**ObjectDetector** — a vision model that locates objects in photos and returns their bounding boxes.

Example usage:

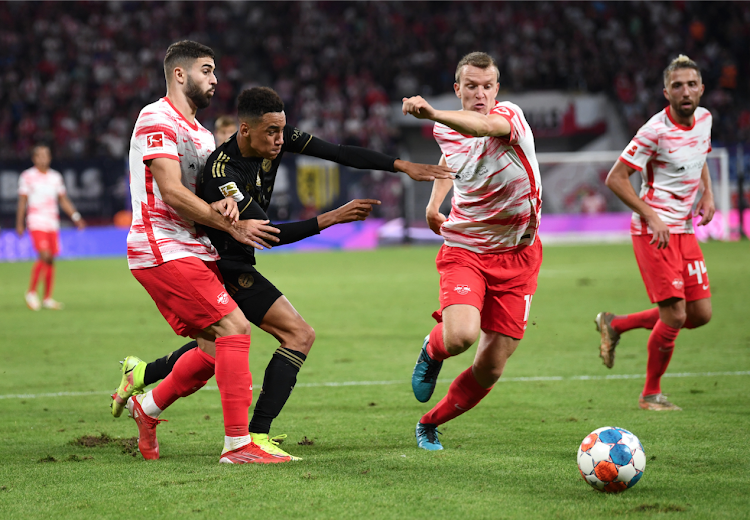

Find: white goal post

[536,148,731,241]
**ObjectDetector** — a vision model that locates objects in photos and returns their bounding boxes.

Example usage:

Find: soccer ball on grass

[577,426,646,493]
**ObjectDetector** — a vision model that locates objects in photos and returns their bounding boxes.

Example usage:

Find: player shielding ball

[16,145,85,311]
[402,52,543,451]
[596,55,715,411]
[111,86,453,461]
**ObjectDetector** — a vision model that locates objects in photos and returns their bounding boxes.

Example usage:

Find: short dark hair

[163,40,215,82]
[663,54,702,87]
[237,87,284,123]
[455,52,499,84]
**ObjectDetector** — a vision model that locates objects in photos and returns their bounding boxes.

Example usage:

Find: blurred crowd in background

[0,1,747,161]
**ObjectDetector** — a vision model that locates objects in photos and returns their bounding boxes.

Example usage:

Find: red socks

[214,334,253,437]
[643,320,680,396]
[43,264,55,299]
[421,367,492,426]
[611,308,698,332]
[426,322,451,362]
[152,347,216,410]
[29,260,46,293]
[611,308,659,333]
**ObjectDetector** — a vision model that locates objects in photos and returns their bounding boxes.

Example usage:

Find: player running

[111,86,454,461]
[125,41,286,464]
[16,144,85,311]
[595,55,714,411]
[402,52,543,451]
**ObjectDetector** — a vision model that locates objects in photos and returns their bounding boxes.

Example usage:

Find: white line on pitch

[0,371,747,401]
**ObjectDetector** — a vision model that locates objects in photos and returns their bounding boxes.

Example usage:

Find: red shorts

[131,256,238,338]
[30,230,59,256]
[434,240,543,339]
[632,234,711,303]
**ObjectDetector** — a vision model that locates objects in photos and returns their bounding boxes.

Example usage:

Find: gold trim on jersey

[239,197,254,215]
[212,152,231,178]
[298,135,313,153]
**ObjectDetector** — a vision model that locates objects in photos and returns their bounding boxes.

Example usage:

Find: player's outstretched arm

[300,135,452,181]
[425,156,453,235]
[15,194,27,236]
[694,163,715,226]
[605,160,669,249]
[59,193,86,230]
[401,96,511,138]
[394,159,454,182]
[316,199,381,230]
[149,157,279,249]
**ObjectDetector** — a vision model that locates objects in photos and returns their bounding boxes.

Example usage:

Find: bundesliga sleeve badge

[146,133,164,149]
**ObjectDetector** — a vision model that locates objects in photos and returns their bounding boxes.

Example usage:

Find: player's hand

[646,215,670,249]
[402,96,437,120]
[395,159,454,182]
[75,218,86,230]
[694,192,715,226]
[16,223,24,237]
[334,199,381,224]
[211,197,239,224]
[426,208,446,235]
[232,219,280,250]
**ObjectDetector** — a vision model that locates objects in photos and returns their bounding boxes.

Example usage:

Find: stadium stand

[0,1,747,161]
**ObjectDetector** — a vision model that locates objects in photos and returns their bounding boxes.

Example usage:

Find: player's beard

[185,75,213,110]
[672,99,697,119]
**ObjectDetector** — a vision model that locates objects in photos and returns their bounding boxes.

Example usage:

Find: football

[577,426,646,493]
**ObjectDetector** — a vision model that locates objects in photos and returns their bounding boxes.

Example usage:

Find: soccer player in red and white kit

[402,52,543,450]
[595,55,715,411]
[16,145,85,311]
[126,40,286,463]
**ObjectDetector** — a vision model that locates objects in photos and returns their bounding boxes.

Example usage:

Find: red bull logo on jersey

[146,133,163,149]
[454,284,471,295]
[217,291,229,305]
[672,278,684,290]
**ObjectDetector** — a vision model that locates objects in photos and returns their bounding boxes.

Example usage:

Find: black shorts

[218,260,283,327]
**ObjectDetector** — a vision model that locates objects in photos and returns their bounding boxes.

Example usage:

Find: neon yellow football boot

[250,433,302,461]
[111,356,146,417]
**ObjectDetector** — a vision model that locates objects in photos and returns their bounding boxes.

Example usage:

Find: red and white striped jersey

[18,167,66,232]
[619,106,712,235]
[434,101,542,253]
[127,97,218,269]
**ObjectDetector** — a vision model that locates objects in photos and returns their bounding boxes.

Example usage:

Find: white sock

[224,434,251,452]
[138,391,163,418]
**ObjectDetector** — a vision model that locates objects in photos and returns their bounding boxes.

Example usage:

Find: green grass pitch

[0,241,748,519]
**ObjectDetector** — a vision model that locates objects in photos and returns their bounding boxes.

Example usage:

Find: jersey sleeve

[283,126,314,154]
[200,161,257,216]
[54,171,67,196]
[491,103,524,145]
[136,111,179,163]
[301,136,397,172]
[619,124,658,172]
[17,172,29,196]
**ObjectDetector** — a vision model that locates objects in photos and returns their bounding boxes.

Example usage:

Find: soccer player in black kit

[110,87,454,461]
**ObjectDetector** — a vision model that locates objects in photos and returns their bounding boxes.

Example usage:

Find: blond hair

[663,54,701,87]
[455,52,499,84]
[214,115,237,131]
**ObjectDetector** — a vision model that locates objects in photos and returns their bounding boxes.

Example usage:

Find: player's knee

[689,310,711,328]
[296,323,315,351]
[444,331,477,355]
